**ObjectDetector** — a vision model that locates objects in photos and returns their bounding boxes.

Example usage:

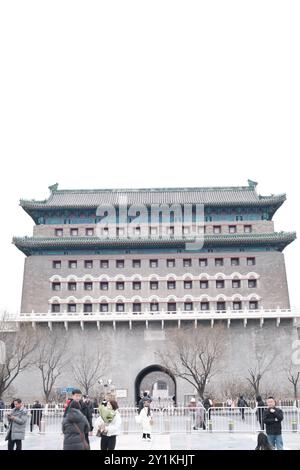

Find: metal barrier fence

[1,406,299,435]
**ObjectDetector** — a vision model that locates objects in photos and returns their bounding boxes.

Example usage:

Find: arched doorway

[134,364,177,405]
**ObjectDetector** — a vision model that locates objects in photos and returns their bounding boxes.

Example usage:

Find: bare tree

[284,363,300,400]
[157,326,225,399]
[72,339,109,395]
[0,315,39,397]
[245,345,278,397]
[220,375,254,401]
[36,328,70,402]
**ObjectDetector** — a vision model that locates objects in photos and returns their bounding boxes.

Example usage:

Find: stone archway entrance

[134,364,177,406]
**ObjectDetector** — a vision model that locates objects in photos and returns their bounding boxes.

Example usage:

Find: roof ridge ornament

[247,179,258,189]
[48,183,59,193]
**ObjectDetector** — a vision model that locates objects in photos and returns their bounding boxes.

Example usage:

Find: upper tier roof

[19,181,286,211]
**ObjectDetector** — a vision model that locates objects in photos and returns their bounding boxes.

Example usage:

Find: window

[232,280,241,288]
[68,303,76,313]
[229,225,237,233]
[199,258,208,267]
[116,260,124,268]
[84,303,93,313]
[216,280,225,289]
[231,258,240,266]
[100,260,109,268]
[68,282,77,291]
[102,227,109,236]
[116,282,124,290]
[133,303,141,313]
[167,302,176,312]
[150,281,158,290]
[55,228,63,236]
[85,228,94,236]
[84,260,93,269]
[167,281,176,290]
[213,225,221,234]
[135,227,141,235]
[248,279,257,288]
[184,280,192,289]
[84,282,93,291]
[51,304,60,313]
[184,302,193,311]
[100,303,108,312]
[249,301,258,310]
[70,228,79,236]
[247,257,256,266]
[236,216,243,221]
[133,281,141,290]
[183,226,190,235]
[233,301,242,310]
[132,259,141,268]
[150,303,159,312]
[100,281,108,290]
[183,258,192,267]
[244,225,252,233]
[215,258,224,267]
[150,259,158,268]
[52,260,61,269]
[52,282,61,291]
[201,302,209,311]
[117,227,124,237]
[116,303,125,312]
[200,280,209,289]
[68,260,77,269]
[167,259,176,268]
[217,301,226,311]
[168,226,174,235]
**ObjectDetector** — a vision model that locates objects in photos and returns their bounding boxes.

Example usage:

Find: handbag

[73,423,90,450]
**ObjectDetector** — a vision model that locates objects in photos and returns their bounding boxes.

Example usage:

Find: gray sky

[0,1,299,312]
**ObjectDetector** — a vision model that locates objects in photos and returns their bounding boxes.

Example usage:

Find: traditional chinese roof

[13,232,296,256]
[19,181,286,216]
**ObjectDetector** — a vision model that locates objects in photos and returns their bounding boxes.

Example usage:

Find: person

[188,397,197,429]
[62,400,90,450]
[81,395,94,435]
[203,396,213,420]
[195,399,206,430]
[63,389,82,417]
[5,399,29,450]
[139,400,153,440]
[0,397,5,424]
[263,397,284,450]
[95,400,122,450]
[255,431,274,450]
[138,391,152,413]
[30,400,43,433]
[256,395,266,430]
[226,398,233,408]
[237,395,249,420]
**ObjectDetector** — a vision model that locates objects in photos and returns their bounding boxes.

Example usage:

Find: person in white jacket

[139,400,153,441]
[95,400,122,450]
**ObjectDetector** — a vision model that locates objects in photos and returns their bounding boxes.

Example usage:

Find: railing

[1,406,299,435]
[3,308,300,324]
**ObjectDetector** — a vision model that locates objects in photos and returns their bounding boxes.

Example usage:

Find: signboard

[115,389,127,398]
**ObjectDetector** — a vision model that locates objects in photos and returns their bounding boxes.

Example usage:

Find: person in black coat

[263,397,284,450]
[237,395,249,420]
[30,400,43,432]
[81,396,94,441]
[256,396,266,430]
[62,401,90,450]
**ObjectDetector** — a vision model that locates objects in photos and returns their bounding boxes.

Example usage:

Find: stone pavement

[0,432,300,450]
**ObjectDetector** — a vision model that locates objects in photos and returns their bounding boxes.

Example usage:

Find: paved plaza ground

[1,431,300,450]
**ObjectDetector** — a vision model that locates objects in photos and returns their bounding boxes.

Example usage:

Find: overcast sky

[0,1,299,313]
